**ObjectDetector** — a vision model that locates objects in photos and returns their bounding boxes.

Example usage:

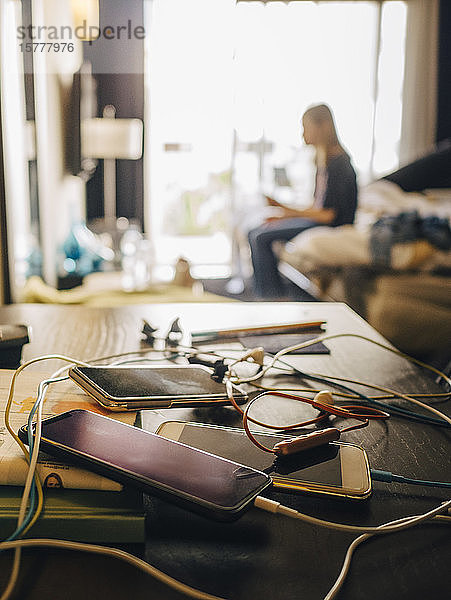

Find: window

[144,0,407,275]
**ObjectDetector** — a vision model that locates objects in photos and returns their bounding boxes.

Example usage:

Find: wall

[84,0,144,225]
[437,0,451,142]
[0,82,8,304]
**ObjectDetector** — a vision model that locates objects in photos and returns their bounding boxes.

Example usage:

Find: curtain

[399,0,439,164]
[0,91,6,304]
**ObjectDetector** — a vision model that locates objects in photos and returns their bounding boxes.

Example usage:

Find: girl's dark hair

[303,103,342,158]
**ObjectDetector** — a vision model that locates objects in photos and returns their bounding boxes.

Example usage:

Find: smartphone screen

[69,365,246,409]
[20,410,271,521]
[157,421,371,499]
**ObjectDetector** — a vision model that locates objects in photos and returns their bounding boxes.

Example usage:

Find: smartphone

[156,421,372,500]
[19,410,271,521]
[68,365,247,411]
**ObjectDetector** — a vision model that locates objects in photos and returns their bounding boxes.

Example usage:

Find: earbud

[166,317,183,347]
[239,347,265,366]
[141,320,158,347]
[313,390,334,406]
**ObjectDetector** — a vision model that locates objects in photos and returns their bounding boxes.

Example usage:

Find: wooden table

[0,302,449,600]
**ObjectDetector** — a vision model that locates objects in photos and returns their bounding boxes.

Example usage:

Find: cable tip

[254,496,280,513]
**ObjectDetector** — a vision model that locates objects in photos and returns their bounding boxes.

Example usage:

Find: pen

[191,321,326,342]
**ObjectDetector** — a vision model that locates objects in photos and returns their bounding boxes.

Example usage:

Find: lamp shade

[81,118,143,159]
[71,0,100,40]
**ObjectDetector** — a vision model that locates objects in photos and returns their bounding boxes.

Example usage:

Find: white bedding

[281,181,451,272]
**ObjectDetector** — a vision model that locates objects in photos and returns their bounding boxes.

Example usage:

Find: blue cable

[294,367,451,428]
[277,360,451,429]
[4,382,49,542]
[5,486,37,542]
[371,469,451,489]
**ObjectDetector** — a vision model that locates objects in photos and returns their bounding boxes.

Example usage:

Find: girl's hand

[264,195,284,208]
[264,215,284,223]
[264,207,300,223]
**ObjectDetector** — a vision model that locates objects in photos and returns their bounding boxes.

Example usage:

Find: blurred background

[0,0,449,303]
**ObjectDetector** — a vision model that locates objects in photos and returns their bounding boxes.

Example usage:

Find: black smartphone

[68,365,247,411]
[19,410,271,521]
[156,421,372,500]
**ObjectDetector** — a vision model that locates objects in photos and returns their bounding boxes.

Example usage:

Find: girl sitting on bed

[248,103,358,298]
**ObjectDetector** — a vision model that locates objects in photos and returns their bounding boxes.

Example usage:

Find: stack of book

[0,487,145,543]
[0,369,145,544]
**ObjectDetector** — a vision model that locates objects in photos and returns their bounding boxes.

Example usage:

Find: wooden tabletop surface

[0,302,449,600]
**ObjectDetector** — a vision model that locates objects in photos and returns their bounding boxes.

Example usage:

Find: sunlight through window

[145,0,407,273]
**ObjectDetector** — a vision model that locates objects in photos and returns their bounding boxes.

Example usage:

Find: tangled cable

[226,384,390,455]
